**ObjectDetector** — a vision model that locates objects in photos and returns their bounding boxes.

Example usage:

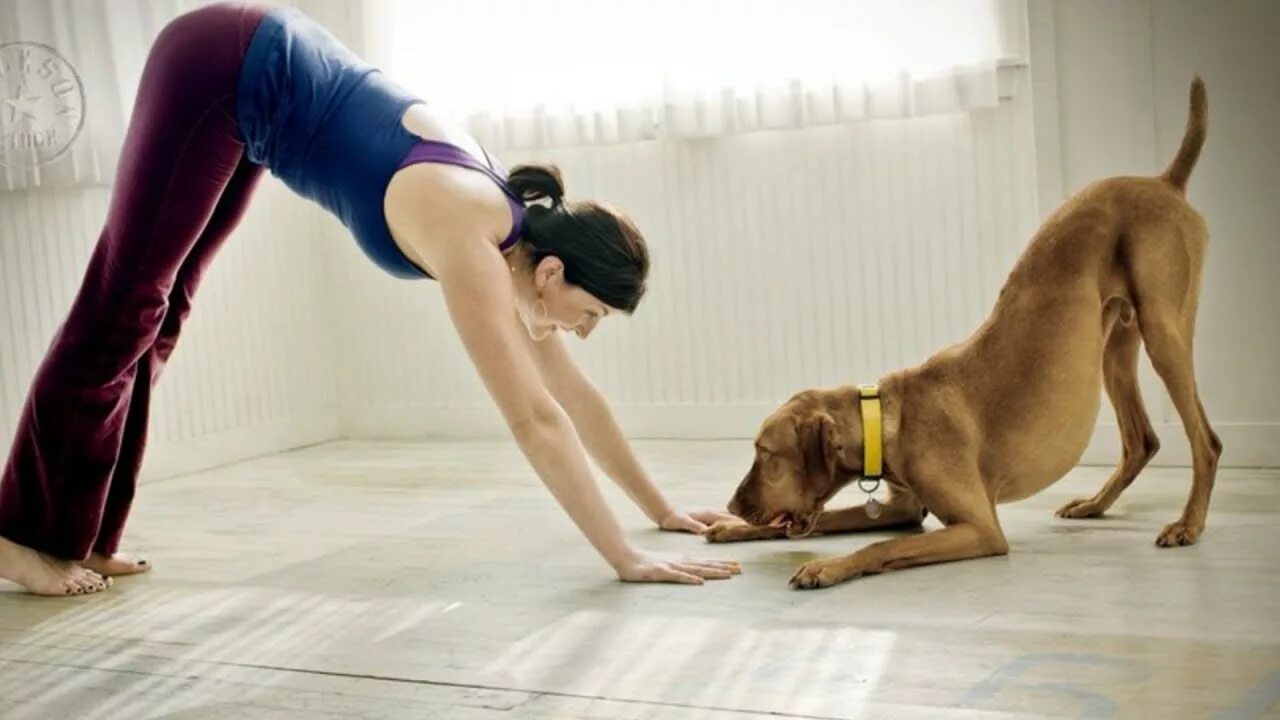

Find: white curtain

[0,0,1024,189]
[0,0,306,191]
[0,0,183,190]
[366,0,1026,150]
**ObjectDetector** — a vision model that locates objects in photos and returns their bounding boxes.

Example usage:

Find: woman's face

[516,256,614,341]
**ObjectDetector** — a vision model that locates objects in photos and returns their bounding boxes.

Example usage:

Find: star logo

[0,42,85,168]
[4,80,41,123]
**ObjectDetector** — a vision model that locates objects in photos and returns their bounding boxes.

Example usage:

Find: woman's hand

[658,508,743,534]
[612,549,742,585]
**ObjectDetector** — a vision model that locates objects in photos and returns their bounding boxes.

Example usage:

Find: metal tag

[865,496,882,519]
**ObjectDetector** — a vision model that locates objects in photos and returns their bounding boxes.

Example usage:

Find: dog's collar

[857,384,884,518]
[858,384,883,480]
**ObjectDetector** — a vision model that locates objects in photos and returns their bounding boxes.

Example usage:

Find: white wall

[305,1,1050,450]
[0,180,342,480]
[325,97,1044,442]
[327,0,1279,468]
[2,0,1276,479]
[1033,0,1280,466]
[0,0,348,480]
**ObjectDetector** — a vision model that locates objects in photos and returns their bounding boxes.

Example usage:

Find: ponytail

[507,164,565,208]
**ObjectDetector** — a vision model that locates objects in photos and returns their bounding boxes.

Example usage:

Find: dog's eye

[758,449,771,462]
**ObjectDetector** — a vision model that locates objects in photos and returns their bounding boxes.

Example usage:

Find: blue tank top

[234,8,524,279]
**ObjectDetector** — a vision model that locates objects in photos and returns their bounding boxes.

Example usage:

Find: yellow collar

[858,384,883,479]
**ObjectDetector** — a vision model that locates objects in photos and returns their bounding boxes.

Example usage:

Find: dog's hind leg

[1056,317,1161,519]
[1129,220,1223,547]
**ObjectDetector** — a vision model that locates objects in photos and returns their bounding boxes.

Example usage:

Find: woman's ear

[533,256,563,293]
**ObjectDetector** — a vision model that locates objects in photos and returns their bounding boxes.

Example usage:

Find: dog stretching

[709,78,1221,590]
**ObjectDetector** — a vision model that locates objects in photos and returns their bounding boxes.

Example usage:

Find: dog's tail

[1160,76,1207,192]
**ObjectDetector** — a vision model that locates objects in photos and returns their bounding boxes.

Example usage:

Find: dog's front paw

[705,521,779,543]
[789,557,858,590]
[1156,520,1203,547]
[1055,497,1106,519]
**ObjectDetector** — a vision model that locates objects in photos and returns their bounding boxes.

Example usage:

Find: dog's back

[998,77,1207,314]
[903,78,1212,503]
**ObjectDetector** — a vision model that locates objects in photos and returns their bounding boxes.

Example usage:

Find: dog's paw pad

[789,561,847,590]
[789,569,821,590]
[1156,521,1202,547]
[1055,498,1105,519]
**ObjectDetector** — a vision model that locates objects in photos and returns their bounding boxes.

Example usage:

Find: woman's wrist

[605,543,641,571]
[647,500,676,527]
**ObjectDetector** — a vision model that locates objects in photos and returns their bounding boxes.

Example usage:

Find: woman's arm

[526,331,670,523]
[437,232,635,568]
[406,172,738,582]
[526,331,741,533]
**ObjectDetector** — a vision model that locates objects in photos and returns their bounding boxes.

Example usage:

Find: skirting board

[344,403,1280,469]
[141,412,341,482]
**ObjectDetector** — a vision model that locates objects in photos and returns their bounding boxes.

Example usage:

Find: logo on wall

[0,42,85,169]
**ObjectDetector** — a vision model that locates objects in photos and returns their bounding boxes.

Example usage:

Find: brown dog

[709,78,1221,590]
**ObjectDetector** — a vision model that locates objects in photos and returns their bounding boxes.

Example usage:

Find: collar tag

[858,384,884,518]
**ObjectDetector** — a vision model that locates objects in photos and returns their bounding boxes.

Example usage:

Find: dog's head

[727,391,861,538]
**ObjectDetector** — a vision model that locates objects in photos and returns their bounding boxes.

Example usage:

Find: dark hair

[507,164,650,314]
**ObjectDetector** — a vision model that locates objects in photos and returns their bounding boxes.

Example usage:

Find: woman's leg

[0,3,267,594]
[85,154,264,577]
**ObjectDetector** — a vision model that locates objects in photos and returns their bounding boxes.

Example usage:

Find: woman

[0,3,740,596]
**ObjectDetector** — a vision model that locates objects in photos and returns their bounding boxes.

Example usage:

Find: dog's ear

[803,412,849,482]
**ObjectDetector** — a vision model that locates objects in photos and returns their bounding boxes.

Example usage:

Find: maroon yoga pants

[0,3,268,560]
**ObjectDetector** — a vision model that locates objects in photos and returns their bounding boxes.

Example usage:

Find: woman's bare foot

[0,535,111,596]
[81,552,150,577]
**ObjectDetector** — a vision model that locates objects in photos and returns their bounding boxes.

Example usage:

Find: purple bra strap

[399,140,525,251]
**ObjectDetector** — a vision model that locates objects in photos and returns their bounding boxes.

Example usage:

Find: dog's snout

[728,483,753,518]
[727,496,744,517]
[728,466,759,520]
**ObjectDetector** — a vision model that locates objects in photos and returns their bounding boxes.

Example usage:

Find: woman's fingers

[662,566,706,585]
[616,551,742,585]
[676,516,708,534]
[660,512,709,534]
[678,560,739,579]
[692,510,742,525]
[685,565,732,579]
[694,559,742,574]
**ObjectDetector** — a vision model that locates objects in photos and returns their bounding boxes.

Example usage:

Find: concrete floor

[1,440,1278,719]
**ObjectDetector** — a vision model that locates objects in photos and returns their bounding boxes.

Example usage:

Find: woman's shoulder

[388,160,509,226]
[391,106,509,217]
[384,160,513,276]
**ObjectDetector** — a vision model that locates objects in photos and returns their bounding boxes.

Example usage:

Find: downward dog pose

[0,3,739,595]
